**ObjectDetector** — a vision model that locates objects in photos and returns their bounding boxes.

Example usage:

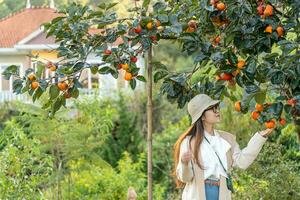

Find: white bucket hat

[187,94,220,125]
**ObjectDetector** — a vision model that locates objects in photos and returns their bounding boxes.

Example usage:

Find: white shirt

[200,129,231,180]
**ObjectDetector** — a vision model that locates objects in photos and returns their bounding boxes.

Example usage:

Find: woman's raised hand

[181,151,193,165]
[259,128,274,138]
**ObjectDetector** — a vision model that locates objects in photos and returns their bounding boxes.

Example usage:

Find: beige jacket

[176,129,268,200]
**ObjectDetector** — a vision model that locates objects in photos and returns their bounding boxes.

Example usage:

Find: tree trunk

[57,160,62,200]
[295,124,300,151]
[147,46,153,200]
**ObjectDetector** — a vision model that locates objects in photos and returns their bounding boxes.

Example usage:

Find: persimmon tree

[2,0,300,198]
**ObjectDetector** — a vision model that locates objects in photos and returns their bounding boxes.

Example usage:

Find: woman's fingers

[265,128,274,135]
[181,151,193,164]
[260,128,274,137]
[267,128,274,133]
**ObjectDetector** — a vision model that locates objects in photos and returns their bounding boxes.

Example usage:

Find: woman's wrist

[259,131,268,138]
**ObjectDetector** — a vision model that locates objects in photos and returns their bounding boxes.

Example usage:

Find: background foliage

[0,91,299,199]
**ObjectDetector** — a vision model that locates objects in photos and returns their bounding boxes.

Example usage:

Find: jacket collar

[204,129,232,153]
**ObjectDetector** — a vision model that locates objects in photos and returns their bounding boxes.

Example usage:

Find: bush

[0,119,53,199]
[99,92,144,167]
[56,152,165,200]
[233,142,300,200]
[152,116,190,200]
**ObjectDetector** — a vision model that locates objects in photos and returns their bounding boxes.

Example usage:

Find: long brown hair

[172,117,205,188]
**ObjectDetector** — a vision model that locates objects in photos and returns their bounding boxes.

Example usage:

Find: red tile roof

[0,7,125,49]
[0,7,60,48]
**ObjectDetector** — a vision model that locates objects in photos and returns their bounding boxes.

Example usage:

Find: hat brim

[191,100,220,125]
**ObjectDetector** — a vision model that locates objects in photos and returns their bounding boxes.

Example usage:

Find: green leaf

[270,71,285,85]
[291,79,299,90]
[225,49,237,65]
[154,71,168,83]
[98,3,106,9]
[51,16,65,24]
[177,93,187,108]
[89,10,104,18]
[25,68,34,76]
[2,65,19,80]
[254,90,266,104]
[36,63,45,78]
[32,87,44,103]
[211,52,224,63]
[131,67,140,75]
[21,82,30,94]
[236,75,243,87]
[245,59,256,75]
[157,14,168,23]
[268,102,283,118]
[194,52,207,64]
[170,24,182,34]
[61,96,66,107]
[42,100,52,109]
[140,37,152,50]
[245,84,260,94]
[39,80,48,91]
[129,79,136,90]
[106,3,118,10]
[161,81,175,96]
[73,78,83,89]
[169,14,178,25]
[275,96,287,101]
[277,40,298,54]
[243,1,252,13]
[111,70,119,79]
[284,104,292,114]
[142,0,151,9]
[212,85,225,100]
[152,61,168,71]
[49,84,60,100]
[51,97,63,115]
[241,92,256,113]
[70,87,79,98]
[13,79,23,94]
[170,74,187,86]
[153,2,167,13]
[131,38,140,48]
[136,75,146,82]
[118,24,128,32]
[91,65,98,74]
[296,65,300,76]
[98,66,112,74]
[264,53,279,63]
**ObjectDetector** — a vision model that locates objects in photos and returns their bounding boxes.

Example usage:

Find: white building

[0,1,145,103]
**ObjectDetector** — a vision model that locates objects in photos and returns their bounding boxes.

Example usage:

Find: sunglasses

[205,104,220,113]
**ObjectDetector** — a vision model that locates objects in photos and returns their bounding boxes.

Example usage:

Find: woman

[173,94,273,200]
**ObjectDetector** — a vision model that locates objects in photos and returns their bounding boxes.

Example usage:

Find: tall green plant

[0,119,53,199]
[100,92,144,167]
[12,99,116,199]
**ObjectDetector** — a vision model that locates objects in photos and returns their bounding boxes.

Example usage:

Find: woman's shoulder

[179,135,192,151]
[182,135,196,147]
[182,135,192,144]
[215,129,237,141]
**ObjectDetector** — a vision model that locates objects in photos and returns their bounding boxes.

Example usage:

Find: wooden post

[147,46,153,200]
[0,65,2,92]
[88,69,92,90]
